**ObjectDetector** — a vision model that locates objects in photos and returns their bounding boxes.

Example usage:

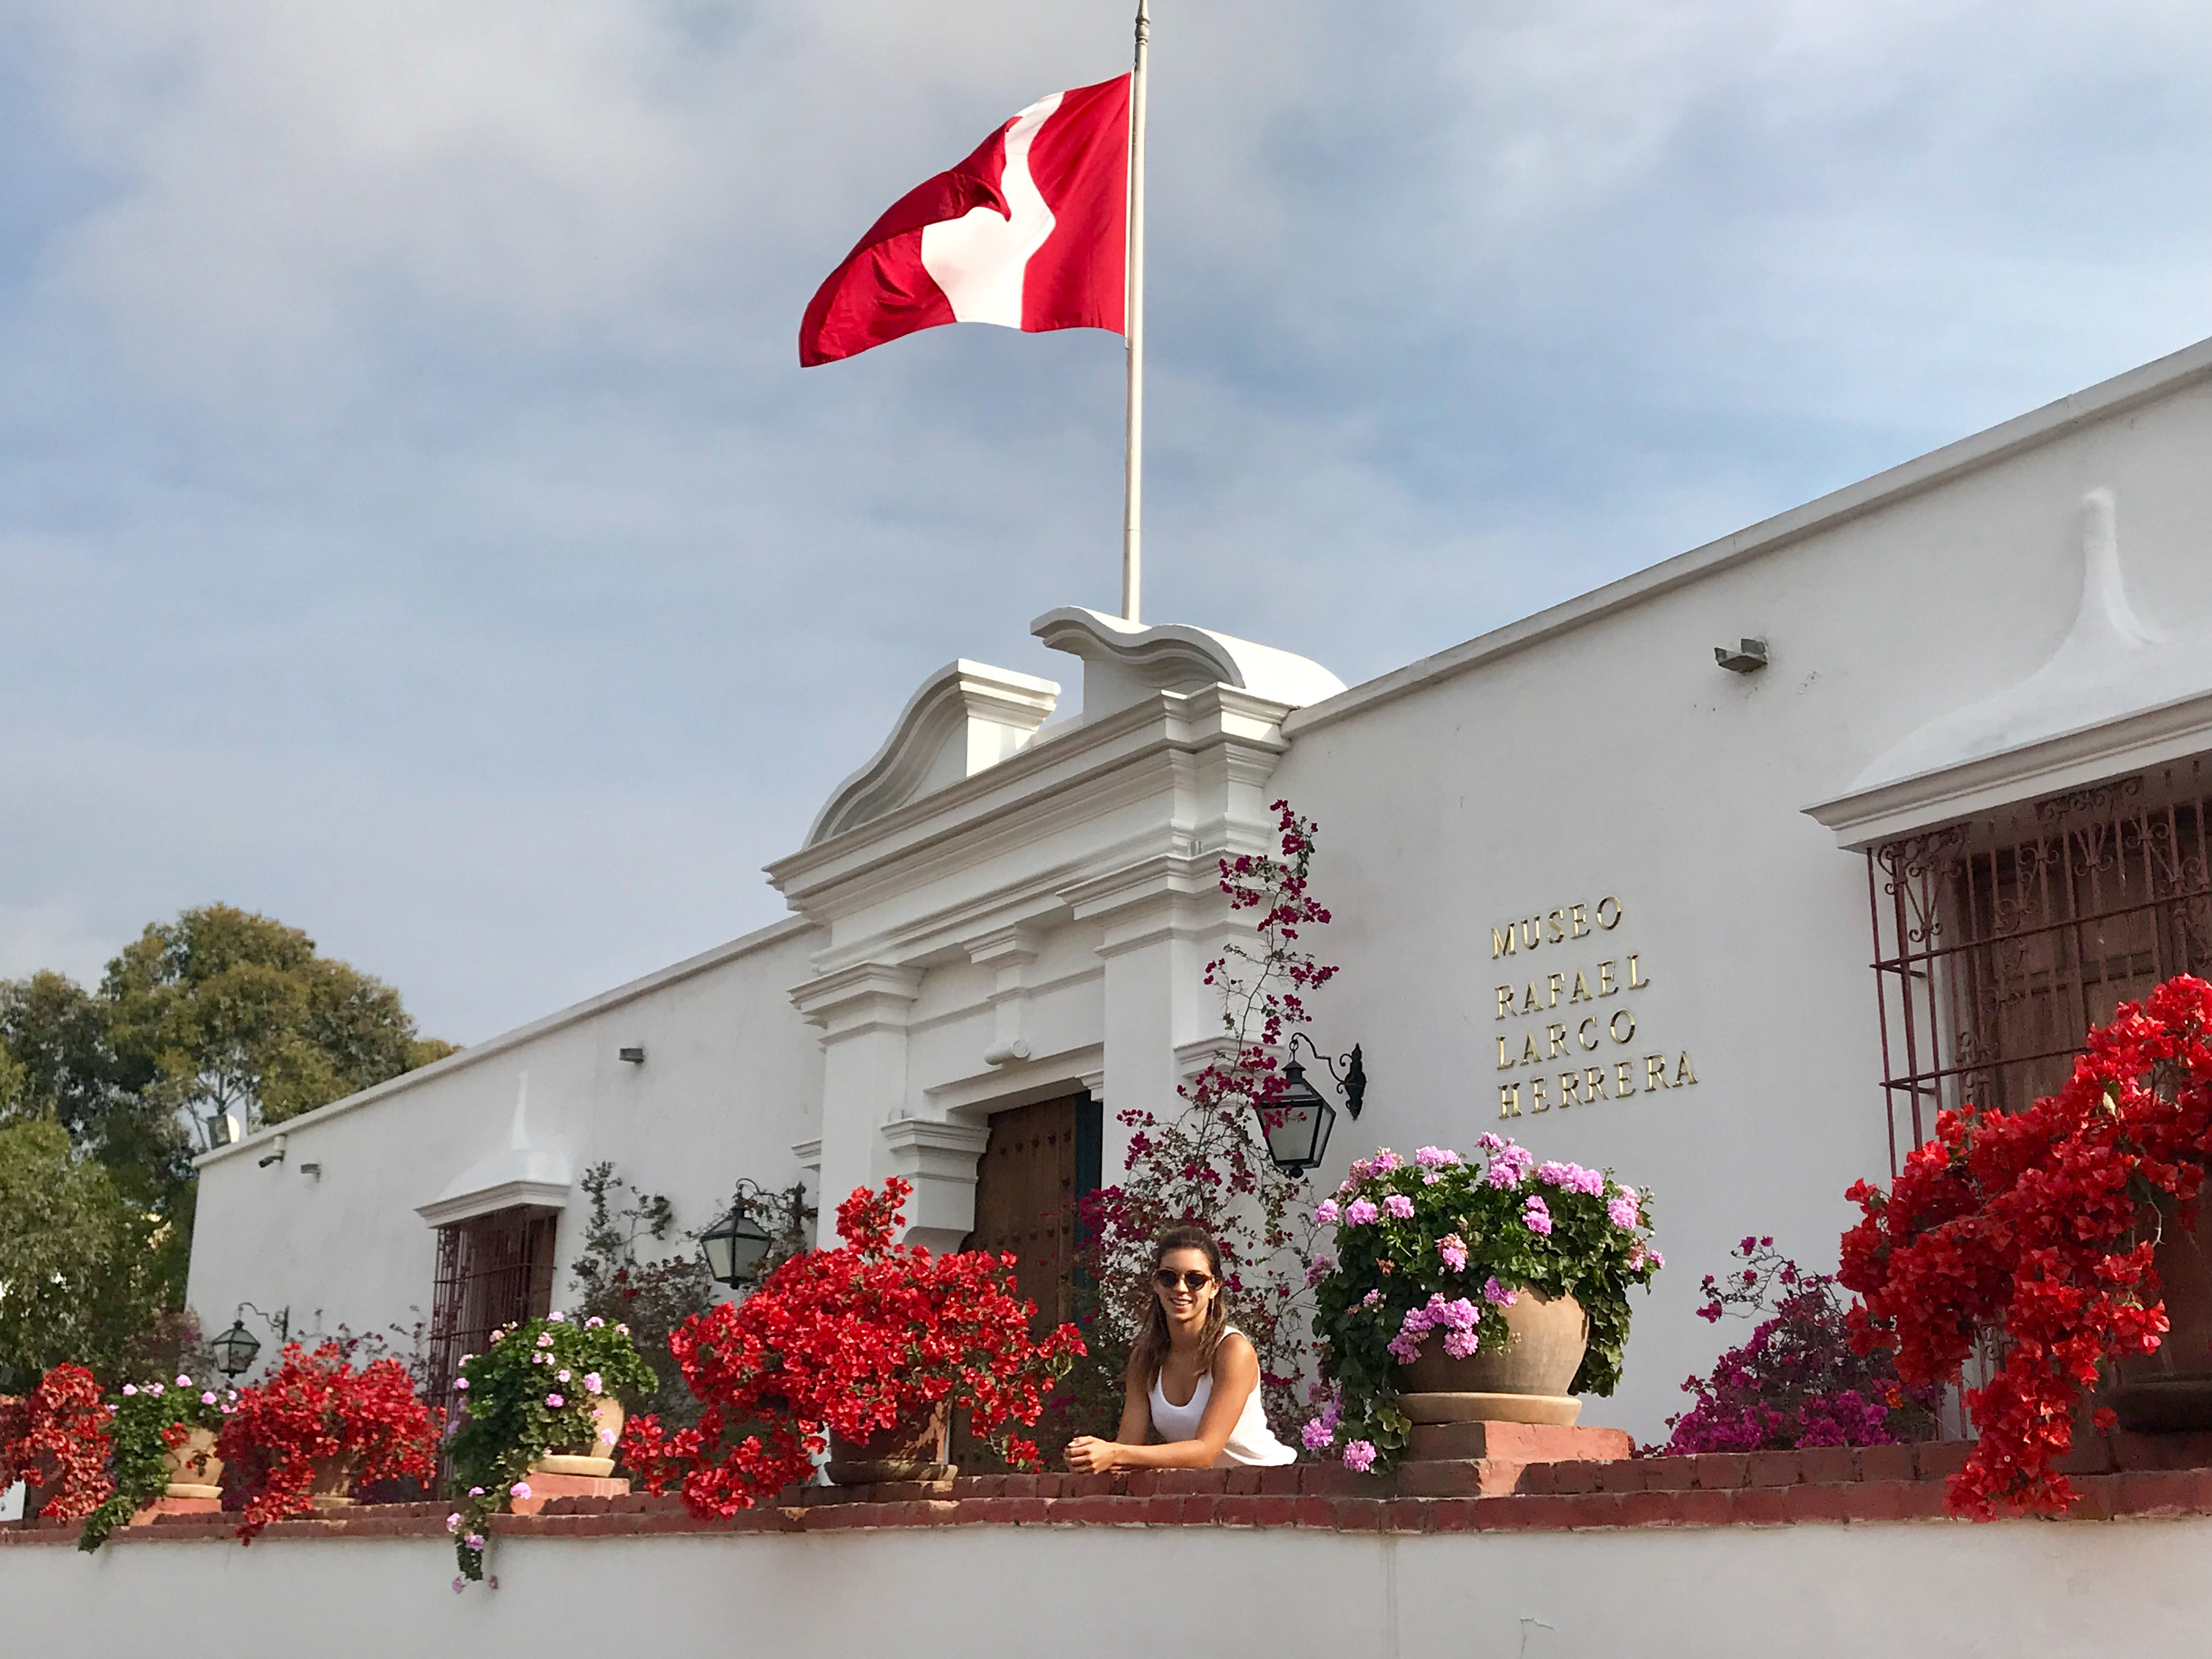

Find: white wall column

[879,1118,994,1252]
[1068,855,1227,1180]
[791,963,922,1232]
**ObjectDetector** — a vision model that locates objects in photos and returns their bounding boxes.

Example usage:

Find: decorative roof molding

[1031,607,1345,721]
[1807,488,2212,848]
[415,1072,572,1228]
[806,661,1060,848]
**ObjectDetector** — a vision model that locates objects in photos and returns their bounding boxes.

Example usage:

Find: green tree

[100,904,457,1147]
[0,904,454,1384]
[0,1120,174,1393]
[2,969,187,1219]
[0,971,117,1142]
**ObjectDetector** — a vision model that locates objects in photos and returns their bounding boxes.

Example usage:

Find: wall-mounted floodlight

[619,1047,646,1064]
[1716,639,1769,673]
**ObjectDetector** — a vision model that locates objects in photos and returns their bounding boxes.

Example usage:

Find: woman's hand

[1065,1435,1121,1474]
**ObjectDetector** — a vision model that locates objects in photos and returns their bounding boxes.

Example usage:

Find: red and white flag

[799,75,1130,367]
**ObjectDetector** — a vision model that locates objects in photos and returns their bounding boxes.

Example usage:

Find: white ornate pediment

[805,661,1060,847]
[1031,606,1346,721]
[1808,488,2212,847]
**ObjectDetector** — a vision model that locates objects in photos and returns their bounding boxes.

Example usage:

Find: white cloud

[2,0,2209,1035]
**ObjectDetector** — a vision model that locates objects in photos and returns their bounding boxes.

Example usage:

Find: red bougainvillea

[621,1177,1083,1516]
[215,1342,439,1540]
[1841,975,2212,1517]
[2,1364,114,1521]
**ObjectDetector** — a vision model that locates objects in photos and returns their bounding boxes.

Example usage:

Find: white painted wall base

[4,1519,2201,1657]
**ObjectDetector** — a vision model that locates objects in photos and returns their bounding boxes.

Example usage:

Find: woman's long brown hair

[1131,1226,1230,1387]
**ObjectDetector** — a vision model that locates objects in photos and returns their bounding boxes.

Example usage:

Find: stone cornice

[878,1118,992,1159]
[767,687,1294,966]
[1804,688,2212,850]
[414,1178,569,1229]
[788,963,924,1035]
[769,686,1293,907]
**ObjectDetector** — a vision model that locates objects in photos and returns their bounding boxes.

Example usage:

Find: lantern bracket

[238,1301,290,1343]
[1289,1032,1367,1119]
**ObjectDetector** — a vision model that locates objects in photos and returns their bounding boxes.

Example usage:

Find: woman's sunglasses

[1154,1269,1215,1293]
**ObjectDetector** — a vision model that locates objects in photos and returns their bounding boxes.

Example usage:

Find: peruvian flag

[799,75,1129,366]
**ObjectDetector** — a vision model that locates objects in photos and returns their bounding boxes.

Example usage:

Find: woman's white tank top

[1147,1331,1297,1467]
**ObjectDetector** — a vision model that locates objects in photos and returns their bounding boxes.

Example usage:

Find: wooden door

[963,1093,1101,1324]
[954,1092,1101,1464]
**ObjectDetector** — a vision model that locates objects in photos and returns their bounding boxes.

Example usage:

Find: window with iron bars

[1867,762,2212,1175]
[426,1206,559,1432]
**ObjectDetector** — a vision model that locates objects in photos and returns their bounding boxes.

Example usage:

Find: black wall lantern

[700,1181,815,1290]
[1251,1035,1367,1176]
[212,1302,289,1378]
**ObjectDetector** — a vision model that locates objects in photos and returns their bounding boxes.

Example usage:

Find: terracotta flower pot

[161,1426,223,1500]
[307,1453,360,1509]
[826,1400,953,1485]
[2105,1197,2212,1432]
[1397,1287,1590,1425]
[531,1397,627,1479]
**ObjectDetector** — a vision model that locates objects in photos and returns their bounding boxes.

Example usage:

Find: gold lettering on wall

[1477,894,1696,1120]
[1489,898,1626,958]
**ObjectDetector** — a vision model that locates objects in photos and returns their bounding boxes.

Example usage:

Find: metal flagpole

[1121,0,1149,623]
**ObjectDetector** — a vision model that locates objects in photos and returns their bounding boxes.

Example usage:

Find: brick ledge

[10,1434,2212,1547]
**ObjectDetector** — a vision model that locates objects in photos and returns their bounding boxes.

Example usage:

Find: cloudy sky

[2,1,2208,1043]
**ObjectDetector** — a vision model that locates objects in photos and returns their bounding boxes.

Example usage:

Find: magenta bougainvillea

[1664,1237,1937,1456]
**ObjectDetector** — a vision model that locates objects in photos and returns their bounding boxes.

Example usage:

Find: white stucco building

[187,336,2212,1443]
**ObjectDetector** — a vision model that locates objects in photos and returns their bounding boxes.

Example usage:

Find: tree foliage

[100,903,456,1144]
[0,902,452,1388]
[0,1120,175,1393]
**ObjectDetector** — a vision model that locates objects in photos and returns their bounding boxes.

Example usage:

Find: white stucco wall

[185,918,826,1358]
[1269,349,2212,1438]
[3,1519,2205,1657]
